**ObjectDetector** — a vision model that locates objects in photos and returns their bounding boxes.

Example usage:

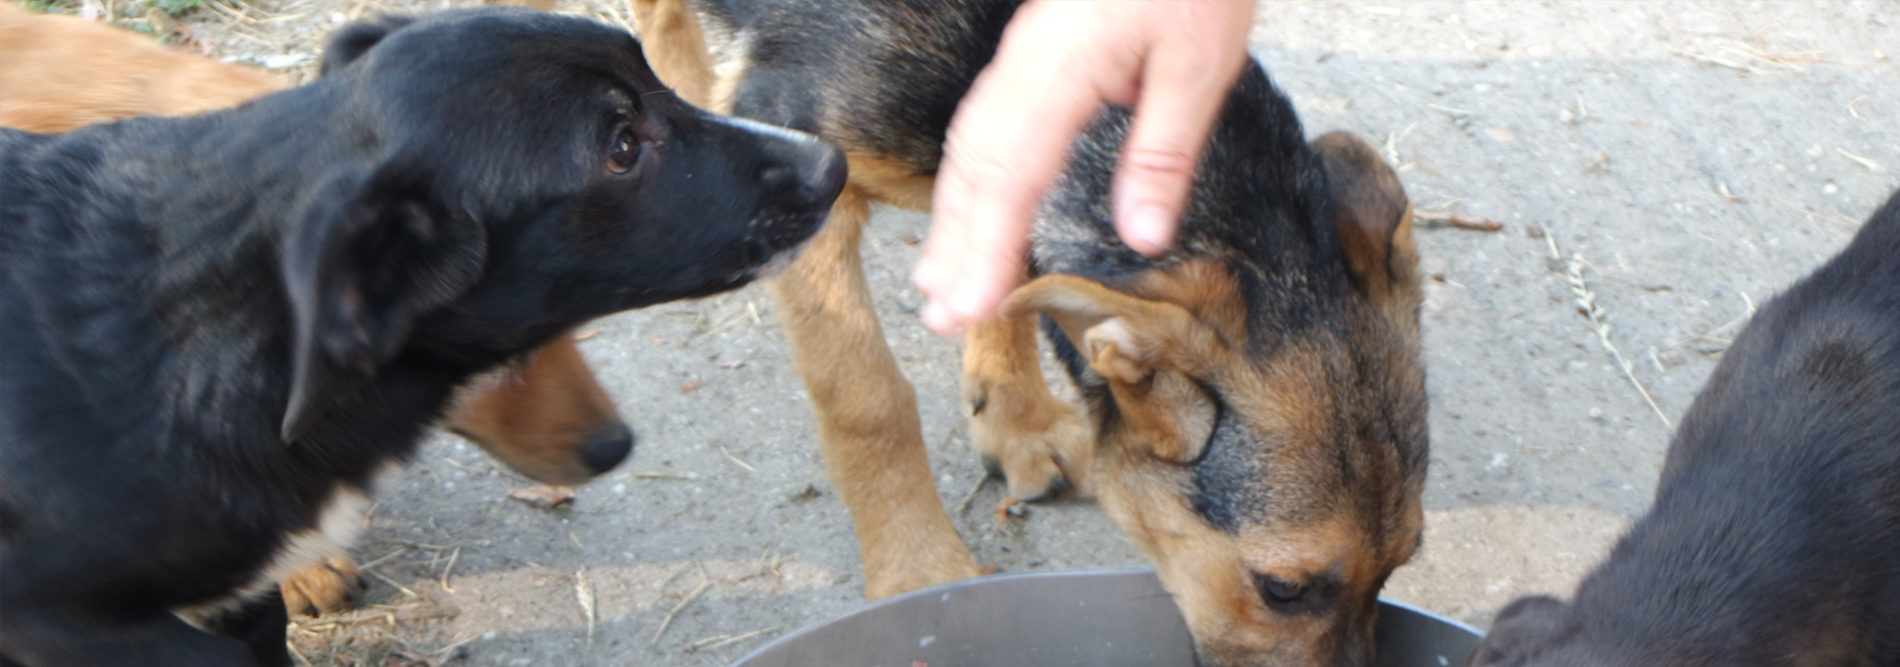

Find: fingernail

[1129,205,1173,255]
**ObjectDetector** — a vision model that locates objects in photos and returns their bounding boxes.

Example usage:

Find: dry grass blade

[1381,122,1417,167]
[632,470,695,480]
[367,571,418,599]
[1836,148,1883,172]
[717,445,757,472]
[576,568,598,644]
[438,546,460,593]
[652,565,713,646]
[1545,233,1671,428]
[953,474,990,514]
[690,626,775,652]
[287,641,314,667]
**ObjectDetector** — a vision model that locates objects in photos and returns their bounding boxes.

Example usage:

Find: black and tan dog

[1469,192,1900,666]
[632,1,1428,664]
[0,7,843,666]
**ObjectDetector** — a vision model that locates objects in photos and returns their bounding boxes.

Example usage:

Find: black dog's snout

[760,139,847,208]
[579,425,633,475]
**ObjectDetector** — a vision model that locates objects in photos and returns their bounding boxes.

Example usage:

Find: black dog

[1469,191,1900,666]
[0,8,842,666]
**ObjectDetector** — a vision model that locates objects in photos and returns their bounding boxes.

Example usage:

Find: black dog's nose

[579,425,633,475]
[760,138,847,207]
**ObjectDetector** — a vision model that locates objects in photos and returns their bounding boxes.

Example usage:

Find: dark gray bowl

[732,567,1479,667]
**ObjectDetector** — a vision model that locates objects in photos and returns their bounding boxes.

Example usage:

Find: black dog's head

[280,8,844,440]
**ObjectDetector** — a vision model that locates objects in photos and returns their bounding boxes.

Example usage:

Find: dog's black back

[0,9,841,666]
[1471,192,1900,667]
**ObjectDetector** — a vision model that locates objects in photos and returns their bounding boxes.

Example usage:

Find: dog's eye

[606,124,640,174]
[1252,572,1307,607]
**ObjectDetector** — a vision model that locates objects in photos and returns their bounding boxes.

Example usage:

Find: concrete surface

[69,0,1900,664]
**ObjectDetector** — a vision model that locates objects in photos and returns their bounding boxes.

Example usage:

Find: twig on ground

[1414,210,1504,232]
[652,565,712,645]
[954,474,990,514]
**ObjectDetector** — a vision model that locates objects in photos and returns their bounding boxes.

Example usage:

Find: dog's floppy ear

[320,14,417,76]
[1311,131,1420,326]
[1003,274,1227,462]
[280,161,487,443]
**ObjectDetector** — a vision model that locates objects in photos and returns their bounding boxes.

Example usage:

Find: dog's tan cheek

[1094,454,1281,657]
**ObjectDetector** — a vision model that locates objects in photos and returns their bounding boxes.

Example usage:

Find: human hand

[913,0,1256,336]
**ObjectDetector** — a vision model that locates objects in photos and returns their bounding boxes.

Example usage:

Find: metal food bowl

[732,567,1479,667]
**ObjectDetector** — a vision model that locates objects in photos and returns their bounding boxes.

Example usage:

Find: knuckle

[1123,146,1199,178]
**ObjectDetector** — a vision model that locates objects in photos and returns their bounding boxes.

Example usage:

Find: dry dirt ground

[19,0,1900,664]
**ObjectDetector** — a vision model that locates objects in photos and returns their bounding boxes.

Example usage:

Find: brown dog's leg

[279,555,365,618]
[769,187,979,599]
[628,0,718,108]
[962,315,1094,500]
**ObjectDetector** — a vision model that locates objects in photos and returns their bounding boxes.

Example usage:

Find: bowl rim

[730,566,1480,665]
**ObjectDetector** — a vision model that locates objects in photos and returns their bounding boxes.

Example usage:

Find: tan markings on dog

[173,479,378,627]
[962,314,1095,499]
[446,335,626,486]
[1314,130,1422,344]
[632,0,982,598]
[844,154,936,211]
[0,3,284,134]
[1009,247,1424,664]
[634,7,1429,639]
[763,186,979,599]
[633,0,971,600]
[483,0,557,12]
[630,0,719,108]
[280,554,365,618]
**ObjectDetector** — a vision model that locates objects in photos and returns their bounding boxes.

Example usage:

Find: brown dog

[631,1,1429,664]
[0,3,629,619]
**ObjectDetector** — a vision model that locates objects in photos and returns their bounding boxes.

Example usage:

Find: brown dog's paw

[281,555,367,618]
[965,380,1094,502]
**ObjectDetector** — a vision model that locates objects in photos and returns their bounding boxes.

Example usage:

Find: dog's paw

[965,380,1095,502]
[280,555,367,618]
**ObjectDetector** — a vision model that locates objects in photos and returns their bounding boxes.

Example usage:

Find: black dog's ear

[1467,595,1571,666]
[320,14,417,76]
[280,161,487,443]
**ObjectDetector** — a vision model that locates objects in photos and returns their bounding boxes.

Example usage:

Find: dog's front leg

[962,314,1096,501]
[767,186,979,600]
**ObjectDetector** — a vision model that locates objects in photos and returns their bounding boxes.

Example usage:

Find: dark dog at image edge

[632,1,1429,665]
[1469,191,1900,666]
[0,8,843,666]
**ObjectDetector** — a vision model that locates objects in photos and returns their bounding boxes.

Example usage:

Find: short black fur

[0,8,843,666]
[1469,191,1900,667]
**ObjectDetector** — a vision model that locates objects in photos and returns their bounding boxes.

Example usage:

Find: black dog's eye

[1253,573,1307,606]
[606,123,640,174]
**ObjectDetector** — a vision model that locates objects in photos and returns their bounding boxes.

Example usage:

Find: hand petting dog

[915,0,1257,336]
